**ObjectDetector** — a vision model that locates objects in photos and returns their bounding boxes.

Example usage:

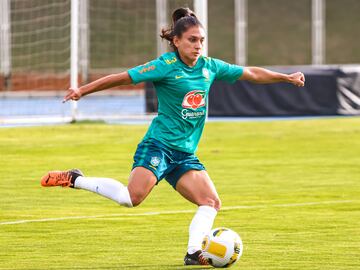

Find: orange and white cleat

[40,169,84,188]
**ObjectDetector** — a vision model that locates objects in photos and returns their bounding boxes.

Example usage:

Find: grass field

[1,118,360,269]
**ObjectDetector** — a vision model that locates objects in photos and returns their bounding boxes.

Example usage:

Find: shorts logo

[182,90,206,110]
[150,156,161,167]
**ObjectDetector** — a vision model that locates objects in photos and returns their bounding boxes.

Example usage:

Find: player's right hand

[63,87,82,103]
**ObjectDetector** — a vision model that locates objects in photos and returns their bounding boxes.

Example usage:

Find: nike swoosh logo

[175,75,184,79]
[45,175,50,184]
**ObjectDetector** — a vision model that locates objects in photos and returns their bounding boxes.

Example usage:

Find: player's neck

[177,51,198,67]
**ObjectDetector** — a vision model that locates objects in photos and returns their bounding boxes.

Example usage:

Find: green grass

[1,118,360,269]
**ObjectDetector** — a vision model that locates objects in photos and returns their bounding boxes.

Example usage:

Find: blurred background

[0,0,359,126]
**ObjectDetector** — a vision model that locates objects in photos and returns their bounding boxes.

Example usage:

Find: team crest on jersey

[202,68,210,81]
[182,90,206,110]
[150,156,161,167]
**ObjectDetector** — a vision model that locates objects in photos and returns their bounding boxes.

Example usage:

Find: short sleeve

[213,58,244,83]
[127,58,166,84]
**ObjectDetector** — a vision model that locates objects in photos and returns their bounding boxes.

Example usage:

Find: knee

[129,192,143,207]
[127,184,148,207]
[201,197,221,211]
[213,197,221,211]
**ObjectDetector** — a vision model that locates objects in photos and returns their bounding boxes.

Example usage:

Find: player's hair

[160,7,203,51]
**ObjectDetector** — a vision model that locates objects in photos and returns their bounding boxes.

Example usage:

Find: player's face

[174,26,205,65]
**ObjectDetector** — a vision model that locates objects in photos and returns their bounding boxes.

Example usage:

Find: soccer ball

[201,227,243,268]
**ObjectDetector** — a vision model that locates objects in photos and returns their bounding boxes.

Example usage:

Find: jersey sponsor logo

[181,109,205,120]
[165,57,177,65]
[182,90,206,110]
[175,75,184,79]
[139,65,156,74]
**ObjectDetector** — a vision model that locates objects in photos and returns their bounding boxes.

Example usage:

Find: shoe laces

[55,172,72,187]
[198,253,209,265]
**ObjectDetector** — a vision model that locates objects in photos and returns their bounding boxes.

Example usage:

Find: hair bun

[172,7,196,24]
[160,7,201,51]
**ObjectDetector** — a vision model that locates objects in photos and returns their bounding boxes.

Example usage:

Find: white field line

[0,200,355,226]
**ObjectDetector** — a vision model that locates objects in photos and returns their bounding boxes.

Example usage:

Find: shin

[75,177,133,207]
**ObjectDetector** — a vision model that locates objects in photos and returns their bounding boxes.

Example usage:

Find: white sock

[187,205,217,254]
[74,177,133,207]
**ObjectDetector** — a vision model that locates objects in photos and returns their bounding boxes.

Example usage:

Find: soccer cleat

[40,169,84,188]
[184,250,209,266]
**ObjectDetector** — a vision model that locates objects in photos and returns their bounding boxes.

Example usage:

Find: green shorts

[132,139,205,189]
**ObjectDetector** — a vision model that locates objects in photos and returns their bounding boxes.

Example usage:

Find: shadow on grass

[70,119,106,125]
[39,265,212,270]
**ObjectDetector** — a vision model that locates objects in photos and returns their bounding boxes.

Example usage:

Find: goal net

[1,0,72,125]
[1,0,194,126]
[10,0,71,91]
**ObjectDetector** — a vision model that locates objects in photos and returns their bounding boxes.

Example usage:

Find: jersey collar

[175,51,204,71]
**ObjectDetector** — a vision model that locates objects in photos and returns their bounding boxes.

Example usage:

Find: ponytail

[160,7,203,50]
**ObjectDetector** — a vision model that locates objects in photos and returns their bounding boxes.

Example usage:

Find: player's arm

[240,67,305,87]
[63,71,132,103]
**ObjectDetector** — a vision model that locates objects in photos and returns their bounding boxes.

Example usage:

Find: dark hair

[160,7,203,50]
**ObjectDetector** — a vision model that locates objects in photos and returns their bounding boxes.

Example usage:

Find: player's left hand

[289,72,305,87]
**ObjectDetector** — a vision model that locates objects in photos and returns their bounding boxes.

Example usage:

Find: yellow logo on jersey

[175,75,184,79]
[165,57,177,65]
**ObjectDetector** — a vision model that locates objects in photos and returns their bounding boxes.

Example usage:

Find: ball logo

[182,90,206,109]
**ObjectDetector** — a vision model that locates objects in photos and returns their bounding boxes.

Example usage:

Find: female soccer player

[41,7,305,265]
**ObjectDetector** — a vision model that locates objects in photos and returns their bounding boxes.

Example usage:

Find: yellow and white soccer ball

[201,227,243,268]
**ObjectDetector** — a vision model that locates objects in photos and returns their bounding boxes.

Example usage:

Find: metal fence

[0,0,359,124]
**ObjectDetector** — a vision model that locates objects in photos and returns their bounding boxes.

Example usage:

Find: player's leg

[175,170,221,265]
[127,167,157,206]
[40,167,157,207]
[176,170,221,210]
[41,140,165,207]
[74,167,157,207]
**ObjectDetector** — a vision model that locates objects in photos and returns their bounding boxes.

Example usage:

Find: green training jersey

[128,51,244,153]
